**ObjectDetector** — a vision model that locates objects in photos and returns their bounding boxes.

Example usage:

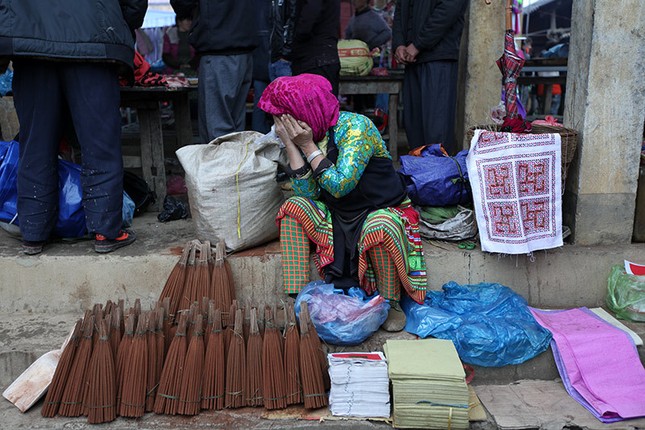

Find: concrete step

[2,213,645,314]
[1,213,644,386]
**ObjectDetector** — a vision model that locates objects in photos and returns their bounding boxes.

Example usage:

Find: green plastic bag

[337,40,374,77]
[606,265,645,321]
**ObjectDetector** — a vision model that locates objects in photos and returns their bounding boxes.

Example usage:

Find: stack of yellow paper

[384,339,469,429]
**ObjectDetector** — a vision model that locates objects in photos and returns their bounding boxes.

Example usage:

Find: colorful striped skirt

[276,196,427,303]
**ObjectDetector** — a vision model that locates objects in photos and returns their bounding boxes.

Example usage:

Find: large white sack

[176,131,285,252]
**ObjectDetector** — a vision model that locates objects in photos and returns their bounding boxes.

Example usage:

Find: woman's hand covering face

[275,114,314,150]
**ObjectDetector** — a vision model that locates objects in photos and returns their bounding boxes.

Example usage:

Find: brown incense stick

[225,309,246,408]
[41,319,82,417]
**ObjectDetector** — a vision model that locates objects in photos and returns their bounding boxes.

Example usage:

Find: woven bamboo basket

[466,124,578,188]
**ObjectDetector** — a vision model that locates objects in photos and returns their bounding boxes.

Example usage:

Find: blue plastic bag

[0,69,12,97]
[295,281,390,346]
[56,159,86,238]
[122,191,135,228]
[0,140,134,237]
[0,140,19,223]
[401,281,552,367]
[398,144,472,207]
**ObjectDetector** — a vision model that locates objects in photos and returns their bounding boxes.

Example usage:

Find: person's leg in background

[402,63,425,151]
[62,62,134,251]
[251,79,271,134]
[198,53,253,143]
[419,60,458,155]
[12,60,64,253]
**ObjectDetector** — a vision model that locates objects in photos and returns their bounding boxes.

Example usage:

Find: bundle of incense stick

[178,314,204,415]
[221,240,236,303]
[145,310,159,412]
[154,312,188,415]
[58,313,94,417]
[305,305,331,392]
[161,298,173,356]
[41,319,82,418]
[115,314,134,412]
[83,319,116,424]
[159,241,192,318]
[119,313,148,418]
[204,301,215,350]
[202,243,214,300]
[283,302,302,405]
[202,307,225,410]
[90,304,103,348]
[299,303,328,409]
[245,308,263,407]
[262,306,287,410]
[191,242,210,307]
[212,240,233,313]
[155,309,166,397]
[179,244,199,312]
[223,301,237,359]
[225,309,246,408]
[109,307,122,363]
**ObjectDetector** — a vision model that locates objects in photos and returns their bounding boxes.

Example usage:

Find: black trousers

[12,60,124,241]
[402,60,459,154]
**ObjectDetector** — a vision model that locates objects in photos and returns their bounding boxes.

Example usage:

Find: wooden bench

[120,86,195,210]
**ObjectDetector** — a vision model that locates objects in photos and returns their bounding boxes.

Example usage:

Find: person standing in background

[252,0,273,134]
[345,0,392,51]
[162,13,197,75]
[171,0,258,144]
[393,0,468,154]
[0,0,146,255]
[290,0,341,96]
[270,0,297,81]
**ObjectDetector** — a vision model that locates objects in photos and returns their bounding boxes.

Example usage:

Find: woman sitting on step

[258,74,427,332]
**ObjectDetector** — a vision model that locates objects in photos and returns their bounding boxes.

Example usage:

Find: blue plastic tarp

[402,281,552,367]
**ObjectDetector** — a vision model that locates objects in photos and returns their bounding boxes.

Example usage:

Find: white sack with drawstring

[176,131,285,252]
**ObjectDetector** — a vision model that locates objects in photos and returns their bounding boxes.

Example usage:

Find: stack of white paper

[328,352,390,418]
[384,339,470,429]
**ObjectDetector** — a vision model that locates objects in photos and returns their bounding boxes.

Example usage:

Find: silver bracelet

[306,149,323,164]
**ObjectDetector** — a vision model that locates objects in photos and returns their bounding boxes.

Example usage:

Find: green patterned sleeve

[291,171,320,199]
[317,113,377,198]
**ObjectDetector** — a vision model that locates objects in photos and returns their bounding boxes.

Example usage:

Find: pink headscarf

[258,74,340,143]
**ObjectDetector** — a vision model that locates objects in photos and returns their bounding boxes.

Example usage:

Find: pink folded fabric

[531,308,645,420]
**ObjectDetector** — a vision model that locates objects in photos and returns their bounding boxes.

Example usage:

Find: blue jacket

[0,0,147,70]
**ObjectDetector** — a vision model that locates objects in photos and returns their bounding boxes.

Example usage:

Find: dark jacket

[345,8,392,50]
[270,0,297,63]
[289,0,340,70]
[170,0,258,56]
[253,0,272,82]
[392,0,467,63]
[0,0,146,70]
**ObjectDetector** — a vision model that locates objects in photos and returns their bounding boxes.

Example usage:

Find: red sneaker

[94,229,137,253]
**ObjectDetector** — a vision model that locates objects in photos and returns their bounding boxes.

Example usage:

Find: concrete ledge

[1,213,644,313]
